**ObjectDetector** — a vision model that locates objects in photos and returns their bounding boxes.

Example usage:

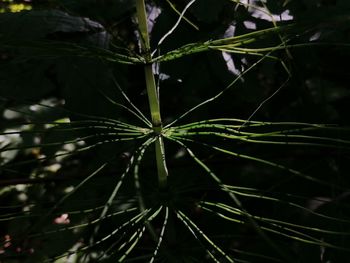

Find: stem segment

[136,0,168,189]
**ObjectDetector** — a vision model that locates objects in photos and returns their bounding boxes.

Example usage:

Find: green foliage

[1,0,350,262]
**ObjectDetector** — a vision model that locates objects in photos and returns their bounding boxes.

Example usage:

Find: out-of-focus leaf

[58,0,135,24]
[0,10,104,40]
[0,60,55,101]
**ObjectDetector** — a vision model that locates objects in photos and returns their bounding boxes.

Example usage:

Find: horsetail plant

[0,0,350,262]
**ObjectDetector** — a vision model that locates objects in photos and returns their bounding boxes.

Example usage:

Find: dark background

[1,0,350,262]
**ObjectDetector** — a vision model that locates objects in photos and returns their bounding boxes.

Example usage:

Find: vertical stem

[136,0,168,189]
[155,136,168,189]
[144,65,161,127]
[135,0,150,52]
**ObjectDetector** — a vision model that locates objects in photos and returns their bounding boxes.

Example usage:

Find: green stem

[155,135,168,189]
[144,65,162,127]
[135,0,150,52]
[136,0,168,189]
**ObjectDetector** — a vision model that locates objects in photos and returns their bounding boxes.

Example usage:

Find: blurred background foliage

[0,0,350,262]
[0,0,31,13]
